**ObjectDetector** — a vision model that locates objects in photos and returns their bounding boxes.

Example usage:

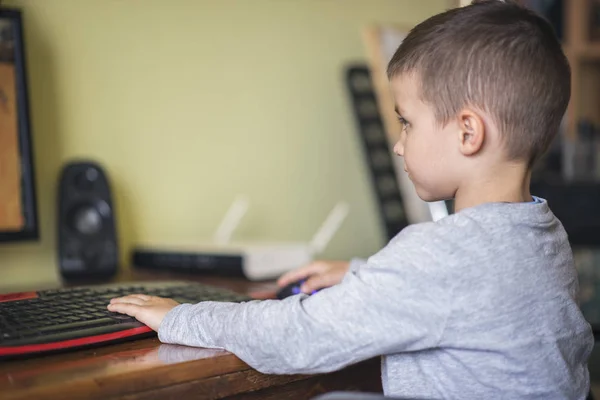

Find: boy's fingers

[300,274,333,293]
[107,303,141,317]
[277,262,328,287]
[110,295,148,306]
[277,266,313,287]
[130,294,151,301]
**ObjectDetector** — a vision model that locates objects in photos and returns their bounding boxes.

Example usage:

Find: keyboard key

[36,318,115,334]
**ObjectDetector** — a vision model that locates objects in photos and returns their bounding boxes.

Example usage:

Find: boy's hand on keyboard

[107,295,180,331]
[277,260,350,293]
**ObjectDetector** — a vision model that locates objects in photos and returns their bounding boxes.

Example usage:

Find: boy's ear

[457,108,485,156]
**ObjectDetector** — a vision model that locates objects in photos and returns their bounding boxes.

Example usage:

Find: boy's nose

[393,140,404,157]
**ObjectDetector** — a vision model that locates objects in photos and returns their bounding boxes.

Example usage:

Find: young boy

[108,0,594,398]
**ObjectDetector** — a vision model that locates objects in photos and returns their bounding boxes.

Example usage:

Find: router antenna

[214,195,249,245]
[427,200,449,222]
[309,202,350,255]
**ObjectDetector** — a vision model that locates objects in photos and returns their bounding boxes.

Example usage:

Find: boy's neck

[453,163,533,213]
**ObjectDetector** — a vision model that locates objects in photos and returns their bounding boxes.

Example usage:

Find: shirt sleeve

[347,257,366,274]
[158,224,453,375]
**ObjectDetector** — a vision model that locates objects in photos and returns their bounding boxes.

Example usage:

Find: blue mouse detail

[276,279,320,299]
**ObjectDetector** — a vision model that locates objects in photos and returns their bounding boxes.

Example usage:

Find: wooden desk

[0,269,383,400]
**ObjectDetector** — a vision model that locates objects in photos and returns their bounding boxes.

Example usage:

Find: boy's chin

[414,187,450,203]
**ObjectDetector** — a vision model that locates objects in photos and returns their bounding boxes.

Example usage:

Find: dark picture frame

[0,7,39,242]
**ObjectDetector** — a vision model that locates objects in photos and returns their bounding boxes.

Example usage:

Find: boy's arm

[158,228,453,375]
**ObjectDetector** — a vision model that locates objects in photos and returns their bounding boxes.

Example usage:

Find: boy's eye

[397,115,410,131]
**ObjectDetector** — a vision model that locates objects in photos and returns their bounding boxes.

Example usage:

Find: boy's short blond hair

[387,0,570,167]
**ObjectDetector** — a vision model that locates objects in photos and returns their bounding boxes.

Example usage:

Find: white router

[133,197,350,281]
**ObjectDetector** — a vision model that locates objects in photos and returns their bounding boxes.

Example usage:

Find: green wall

[0,0,447,289]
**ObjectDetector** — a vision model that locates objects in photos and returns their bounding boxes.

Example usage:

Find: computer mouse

[276,279,320,299]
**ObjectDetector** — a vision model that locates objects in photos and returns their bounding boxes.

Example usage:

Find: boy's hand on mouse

[277,260,350,293]
[107,295,180,332]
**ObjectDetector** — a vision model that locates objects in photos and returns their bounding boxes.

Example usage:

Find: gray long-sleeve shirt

[158,198,594,399]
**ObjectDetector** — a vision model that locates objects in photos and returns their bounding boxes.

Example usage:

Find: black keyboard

[0,281,251,359]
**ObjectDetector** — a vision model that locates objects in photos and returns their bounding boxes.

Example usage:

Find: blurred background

[0,0,448,288]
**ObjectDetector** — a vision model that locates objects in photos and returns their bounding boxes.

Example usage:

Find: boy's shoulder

[377,198,567,270]
[387,207,481,247]
[400,198,558,237]
[370,219,462,273]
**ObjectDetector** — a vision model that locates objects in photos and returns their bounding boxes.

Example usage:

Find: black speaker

[58,161,119,280]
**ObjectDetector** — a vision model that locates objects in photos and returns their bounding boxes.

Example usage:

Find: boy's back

[379,198,593,398]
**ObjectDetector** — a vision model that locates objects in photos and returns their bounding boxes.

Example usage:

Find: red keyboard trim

[0,326,153,356]
[0,292,38,303]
